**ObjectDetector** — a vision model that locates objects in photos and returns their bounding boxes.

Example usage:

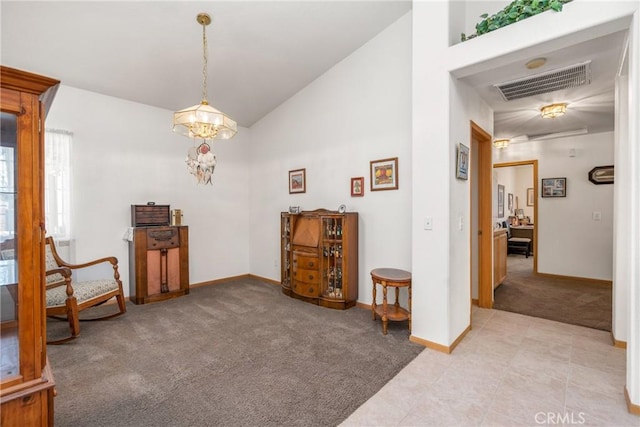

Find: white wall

[449,78,493,337]
[46,86,251,296]
[623,6,640,408]
[249,13,413,306]
[493,166,516,222]
[494,132,614,280]
[515,165,535,222]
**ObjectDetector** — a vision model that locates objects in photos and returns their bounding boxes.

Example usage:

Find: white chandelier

[172,13,237,184]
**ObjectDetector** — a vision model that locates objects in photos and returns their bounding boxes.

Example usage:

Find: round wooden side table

[370,268,411,335]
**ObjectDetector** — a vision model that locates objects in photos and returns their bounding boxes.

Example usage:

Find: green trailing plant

[461,0,573,42]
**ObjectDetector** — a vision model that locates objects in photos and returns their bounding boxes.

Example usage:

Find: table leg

[371,279,377,321]
[408,282,412,333]
[394,286,400,310]
[382,284,388,335]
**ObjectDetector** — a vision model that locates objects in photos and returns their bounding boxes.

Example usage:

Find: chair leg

[66,297,80,338]
[116,292,127,315]
[47,297,80,345]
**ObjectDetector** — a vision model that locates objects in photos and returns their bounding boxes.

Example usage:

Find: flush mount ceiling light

[173,13,237,184]
[540,102,568,119]
[493,139,510,149]
[526,57,546,69]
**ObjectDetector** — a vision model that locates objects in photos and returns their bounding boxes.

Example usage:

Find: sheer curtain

[45,129,72,241]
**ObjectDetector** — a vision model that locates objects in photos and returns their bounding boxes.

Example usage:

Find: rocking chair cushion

[45,244,65,285]
[46,279,119,307]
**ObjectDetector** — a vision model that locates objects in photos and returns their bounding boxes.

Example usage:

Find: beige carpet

[493,255,612,331]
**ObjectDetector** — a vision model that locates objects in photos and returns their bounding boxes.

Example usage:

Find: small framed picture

[527,188,535,206]
[289,168,306,194]
[370,157,398,191]
[497,184,505,218]
[508,193,513,212]
[456,143,469,180]
[541,177,566,198]
[351,177,364,197]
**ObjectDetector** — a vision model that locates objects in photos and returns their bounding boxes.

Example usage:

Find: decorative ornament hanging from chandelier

[172,13,237,185]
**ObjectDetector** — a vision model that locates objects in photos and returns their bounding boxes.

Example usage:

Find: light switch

[424,217,433,230]
[592,211,601,221]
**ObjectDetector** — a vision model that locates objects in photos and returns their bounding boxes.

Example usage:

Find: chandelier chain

[202,21,208,103]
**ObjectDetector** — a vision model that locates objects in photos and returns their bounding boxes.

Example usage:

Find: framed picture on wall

[508,193,513,212]
[541,177,566,198]
[588,165,614,185]
[289,168,306,194]
[351,177,364,197]
[370,157,398,191]
[527,188,535,206]
[456,143,469,180]
[498,184,505,217]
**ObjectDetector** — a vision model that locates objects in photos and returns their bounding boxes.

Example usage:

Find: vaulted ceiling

[1,1,625,141]
[1,1,411,127]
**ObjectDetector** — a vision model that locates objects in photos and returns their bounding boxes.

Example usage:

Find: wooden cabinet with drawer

[281,209,358,309]
[129,226,189,304]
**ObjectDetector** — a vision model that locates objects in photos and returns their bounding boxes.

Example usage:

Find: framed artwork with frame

[370,157,398,191]
[508,193,513,212]
[541,177,566,198]
[527,187,535,206]
[588,165,614,185]
[288,168,306,194]
[498,184,505,217]
[456,143,469,180]
[351,177,364,197]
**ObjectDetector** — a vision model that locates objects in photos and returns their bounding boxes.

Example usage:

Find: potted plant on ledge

[462,0,574,42]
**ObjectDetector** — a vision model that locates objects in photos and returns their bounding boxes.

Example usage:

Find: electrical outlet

[592,211,601,221]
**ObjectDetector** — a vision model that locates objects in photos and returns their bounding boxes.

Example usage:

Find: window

[45,129,72,240]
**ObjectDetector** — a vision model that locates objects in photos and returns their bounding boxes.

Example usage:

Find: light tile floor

[341,306,638,426]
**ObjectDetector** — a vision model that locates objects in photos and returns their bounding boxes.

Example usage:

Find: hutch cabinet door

[1,65,59,427]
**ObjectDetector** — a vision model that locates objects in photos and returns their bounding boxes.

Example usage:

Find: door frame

[470,121,493,308]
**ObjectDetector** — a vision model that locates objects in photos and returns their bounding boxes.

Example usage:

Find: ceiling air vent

[494,60,591,101]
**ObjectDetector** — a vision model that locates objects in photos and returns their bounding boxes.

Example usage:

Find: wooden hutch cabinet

[281,209,358,309]
[0,66,59,426]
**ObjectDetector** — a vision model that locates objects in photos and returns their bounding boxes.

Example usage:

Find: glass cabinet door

[0,112,19,382]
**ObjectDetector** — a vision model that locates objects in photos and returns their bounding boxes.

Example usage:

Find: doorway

[493,160,538,275]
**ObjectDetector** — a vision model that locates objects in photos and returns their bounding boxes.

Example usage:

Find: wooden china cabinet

[0,66,60,426]
[281,209,358,309]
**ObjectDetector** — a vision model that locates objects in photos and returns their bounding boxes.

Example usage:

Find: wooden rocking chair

[45,237,126,344]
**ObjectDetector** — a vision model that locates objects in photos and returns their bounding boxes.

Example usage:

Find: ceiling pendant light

[493,139,510,149]
[173,13,237,184]
[540,102,567,119]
